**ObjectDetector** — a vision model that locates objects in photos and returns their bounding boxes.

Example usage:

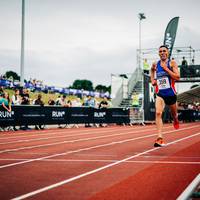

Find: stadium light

[138,13,146,125]
[138,13,146,69]
[20,0,25,87]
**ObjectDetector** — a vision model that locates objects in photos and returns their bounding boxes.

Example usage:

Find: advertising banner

[0,106,130,126]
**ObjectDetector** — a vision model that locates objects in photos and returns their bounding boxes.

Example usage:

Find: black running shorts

[157,94,177,105]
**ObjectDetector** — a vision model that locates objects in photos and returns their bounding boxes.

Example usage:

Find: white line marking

[11,132,200,200]
[0,124,194,154]
[0,126,140,140]
[45,160,200,165]
[0,126,199,169]
[0,158,199,165]
[8,152,49,155]
[0,127,134,145]
[0,127,159,153]
[142,155,200,159]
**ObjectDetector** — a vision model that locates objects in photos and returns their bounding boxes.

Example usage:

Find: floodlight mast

[20,0,25,87]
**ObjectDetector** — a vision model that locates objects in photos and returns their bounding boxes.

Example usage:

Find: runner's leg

[155,96,165,138]
[169,103,179,129]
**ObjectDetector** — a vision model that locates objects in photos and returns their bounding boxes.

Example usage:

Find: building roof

[177,85,200,104]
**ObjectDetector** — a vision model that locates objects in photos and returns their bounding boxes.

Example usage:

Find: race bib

[157,76,170,90]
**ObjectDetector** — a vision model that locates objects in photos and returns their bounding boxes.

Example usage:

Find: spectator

[182,57,188,66]
[0,93,4,131]
[1,92,11,112]
[12,89,21,105]
[11,89,21,131]
[21,89,30,105]
[72,98,82,107]
[48,98,55,105]
[82,94,87,105]
[55,95,61,105]
[20,89,31,130]
[34,94,45,130]
[99,96,109,127]
[132,91,139,114]
[178,102,185,110]
[55,95,67,106]
[34,94,44,106]
[84,95,95,127]
[143,58,150,74]
[84,95,95,107]
[0,92,12,131]
[56,95,67,128]
[65,99,72,107]
[99,96,109,109]
[63,99,73,128]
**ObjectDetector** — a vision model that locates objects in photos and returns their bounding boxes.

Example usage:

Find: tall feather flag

[163,17,179,59]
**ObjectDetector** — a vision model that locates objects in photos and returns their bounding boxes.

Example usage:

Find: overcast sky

[0,0,200,88]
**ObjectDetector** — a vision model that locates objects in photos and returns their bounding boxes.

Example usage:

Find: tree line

[3,71,111,93]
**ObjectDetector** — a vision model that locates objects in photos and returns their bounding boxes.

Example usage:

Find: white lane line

[0,126,198,169]
[8,152,49,155]
[0,126,131,141]
[1,158,200,165]
[11,131,200,200]
[141,155,200,159]
[0,122,190,141]
[0,126,138,140]
[0,131,158,169]
[0,126,141,145]
[0,128,69,139]
[0,127,160,154]
[0,124,189,154]
[0,158,28,161]
[44,160,200,165]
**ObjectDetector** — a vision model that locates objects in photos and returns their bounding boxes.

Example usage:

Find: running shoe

[154,137,166,147]
[173,117,179,129]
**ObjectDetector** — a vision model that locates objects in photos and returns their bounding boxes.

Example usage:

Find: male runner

[151,45,180,147]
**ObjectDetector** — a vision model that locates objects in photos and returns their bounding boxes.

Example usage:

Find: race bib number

[157,77,170,90]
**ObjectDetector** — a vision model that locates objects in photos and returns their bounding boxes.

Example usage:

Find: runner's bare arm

[160,60,180,80]
[151,62,157,85]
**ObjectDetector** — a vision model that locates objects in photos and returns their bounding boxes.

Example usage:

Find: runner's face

[159,47,169,61]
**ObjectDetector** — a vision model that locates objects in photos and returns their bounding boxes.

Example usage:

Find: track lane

[0,122,199,199]
[10,130,200,200]
[0,125,157,151]
[88,140,200,200]
[0,124,197,168]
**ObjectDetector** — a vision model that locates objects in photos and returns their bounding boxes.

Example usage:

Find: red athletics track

[0,122,199,200]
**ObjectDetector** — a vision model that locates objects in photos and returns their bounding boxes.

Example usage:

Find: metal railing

[112,68,142,107]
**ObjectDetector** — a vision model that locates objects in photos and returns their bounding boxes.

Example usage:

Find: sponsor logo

[165,32,172,53]
[94,112,106,118]
[0,111,14,118]
[52,111,65,118]
[149,84,155,103]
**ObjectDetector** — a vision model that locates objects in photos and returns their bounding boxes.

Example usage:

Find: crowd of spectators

[0,86,112,132]
[0,76,111,99]
[178,101,200,111]
[177,101,200,123]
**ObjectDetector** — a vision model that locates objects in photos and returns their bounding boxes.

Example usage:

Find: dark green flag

[163,17,179,59]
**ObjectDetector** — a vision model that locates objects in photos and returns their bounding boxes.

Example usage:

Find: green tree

[71,79,93,91]
[5,71,20,81]
[95,85,111,93]
[107,85,111,93]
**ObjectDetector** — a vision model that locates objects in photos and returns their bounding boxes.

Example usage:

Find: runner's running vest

[155,60,176,97]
